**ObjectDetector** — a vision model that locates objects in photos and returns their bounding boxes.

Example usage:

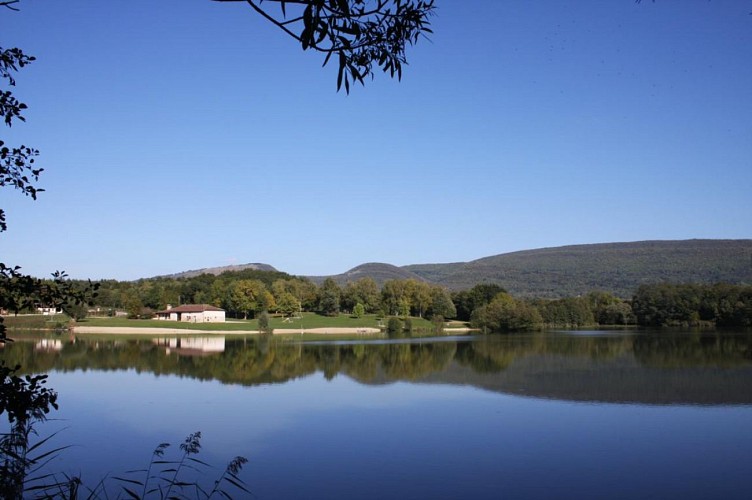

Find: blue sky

[2,0,750,280]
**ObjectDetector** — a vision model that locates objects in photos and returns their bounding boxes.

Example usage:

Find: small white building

[37,306,62,315]
[155,304,225,323]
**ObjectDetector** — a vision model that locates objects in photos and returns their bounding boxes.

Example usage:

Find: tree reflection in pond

[2,330,752,499]
[2,331,751,405]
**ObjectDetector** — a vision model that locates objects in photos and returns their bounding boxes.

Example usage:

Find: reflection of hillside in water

[441,333,752,405]
[2,331,751,405]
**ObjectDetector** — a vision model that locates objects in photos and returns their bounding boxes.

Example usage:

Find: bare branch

[0,1,21,12]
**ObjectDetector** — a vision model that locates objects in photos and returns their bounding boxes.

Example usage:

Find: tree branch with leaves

[215,0,435,92]
[0,3,97,343]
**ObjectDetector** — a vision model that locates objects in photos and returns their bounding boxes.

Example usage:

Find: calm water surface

[2,330,751,499]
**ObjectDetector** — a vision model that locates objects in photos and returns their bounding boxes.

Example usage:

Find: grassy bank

[3,314,70,330]
[80,317,257,331]
[78,313,437,332]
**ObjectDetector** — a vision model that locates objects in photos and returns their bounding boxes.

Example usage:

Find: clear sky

[2,0,750,281]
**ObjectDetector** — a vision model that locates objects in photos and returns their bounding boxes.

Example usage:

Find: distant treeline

[632,283,752,328]
[16,270,750,331]
[468,289,634,333]
[470,283,751,332]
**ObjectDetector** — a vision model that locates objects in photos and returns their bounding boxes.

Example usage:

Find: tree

[0,14,37,343]
[124,290,144,319]
[257,310,272,334]
[342,277,381,313]
[600,301,635,325]
[298,279,321,311]
[428,285,456,320]
[63,301,88,322]
[381,279,407,316]
[386,317,403,338]
[471,292,543,333]
[277,290,300,316]
[453,284,506,321]
[585,290,635,325]
[210,279,232,310]
[414,281,434,318]
[229,279,269,319]
[353,302,365,318]
[406,279,432,318]
[1,47,40,234]
[318,277,341,316]
[215,0,436,93]
[0,3,98,349]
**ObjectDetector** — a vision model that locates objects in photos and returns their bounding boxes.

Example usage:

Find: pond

[2,330,751,499]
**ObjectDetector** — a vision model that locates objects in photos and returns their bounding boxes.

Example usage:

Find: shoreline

[70,326,471,335]
[71,326,384,335]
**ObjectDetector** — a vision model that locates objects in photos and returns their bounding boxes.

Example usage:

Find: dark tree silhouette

[0,44,41,233]
[215,0,435,92]
[0,39,95,345]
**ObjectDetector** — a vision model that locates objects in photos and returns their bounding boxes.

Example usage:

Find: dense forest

[632,283,752,328]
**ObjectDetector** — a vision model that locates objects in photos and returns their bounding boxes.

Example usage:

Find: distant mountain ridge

[158,239,752,298]
[306,262,427,286]
[404,239,752,297]
[159,263,278,279]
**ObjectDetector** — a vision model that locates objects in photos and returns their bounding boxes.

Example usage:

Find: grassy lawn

[78,313,437,332]
[270,313,435,331]
[79,317,258,331]
[271,313,384,330]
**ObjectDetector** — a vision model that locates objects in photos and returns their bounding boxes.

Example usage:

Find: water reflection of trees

[633,333,752,368]
[0,332,750,387]
[454,334,636,373]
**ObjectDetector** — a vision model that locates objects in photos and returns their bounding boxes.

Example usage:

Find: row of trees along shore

[33,271,752,331]
[92,272,459,322]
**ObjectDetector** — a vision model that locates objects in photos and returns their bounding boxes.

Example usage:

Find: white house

[37,306,62,315]
[155,304,225,323]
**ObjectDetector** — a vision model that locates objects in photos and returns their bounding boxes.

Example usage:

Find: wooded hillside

[403,240,752,297]
[307,262,427,287]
